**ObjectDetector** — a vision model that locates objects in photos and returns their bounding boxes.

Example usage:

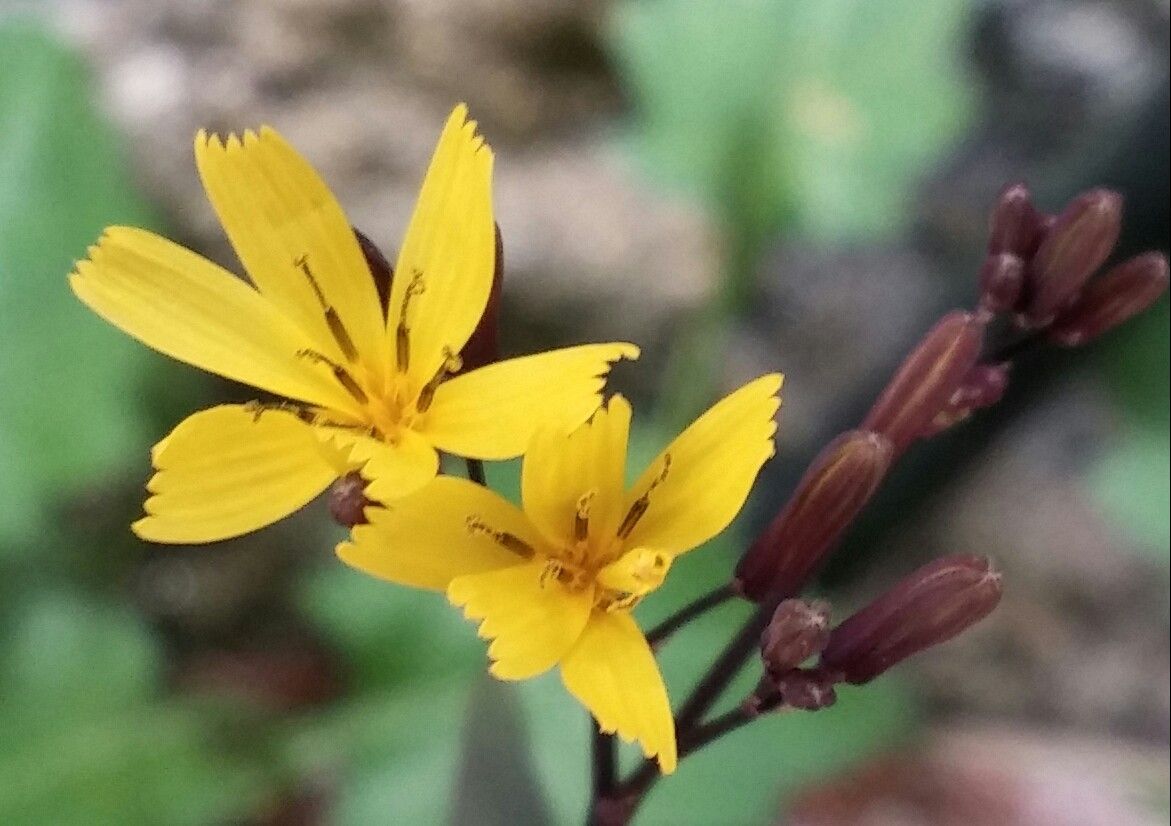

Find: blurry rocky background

[0,0,1167,824]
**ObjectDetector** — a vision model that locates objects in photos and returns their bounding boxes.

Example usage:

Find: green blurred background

[0,1,1167,824]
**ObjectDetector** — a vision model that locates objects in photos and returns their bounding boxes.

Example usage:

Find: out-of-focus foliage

[609,0,974,249]
[0,22,154,549]
[0,23,270,825]
[1093,302,1171,560]
[0,592,267,825]
[609,0,975,424]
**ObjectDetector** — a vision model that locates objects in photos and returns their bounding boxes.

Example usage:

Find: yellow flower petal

[337,476,543,591]
[422,343,640,461]
[195,128,387,374]
[561,611,677,773]
[448,560,594,681]
[521,394,632,551]
[623,374,782,555]
[319,427,439,504]
[388,105,496,390]
[133,405,337,543]
[70,227,363,414]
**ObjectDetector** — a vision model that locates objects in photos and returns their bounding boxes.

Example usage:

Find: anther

[295,255,328,307]
[394,269,426,373]
[415,346,464,414]
[395,325,410,373]
[324,308,359,362]
[442,346,463,374]
[297,349,369,405]
[574,491,596,543]
[539,560,564,588]
[243,399,317,424]
[603,594,641,613]
[617,454,672,539]
[465,516,535,559]
[332,367,370,405]
[295,255,360,362]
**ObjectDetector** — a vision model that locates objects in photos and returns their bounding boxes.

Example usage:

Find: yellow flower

[70,105,637,543]
[339,374,783,772]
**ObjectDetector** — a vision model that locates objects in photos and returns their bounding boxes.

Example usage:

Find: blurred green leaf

[450,676,553,826]
[0,704,267,826]
[610,0,974,243]
[1089,424,1170,562]
[283,682,471,825]
[298,563,482,689]
[0,591,267,825]
[0,22,155,547]
[1099,300,1170,429]
[0,591,157,738]
[333,742,458,826]
[1092,300,1170,559]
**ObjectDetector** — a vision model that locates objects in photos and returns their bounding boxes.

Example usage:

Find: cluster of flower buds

[751,556,1002,712]
[737,180,1166,711]
[735,313,988,602]
[979,183,1168,341]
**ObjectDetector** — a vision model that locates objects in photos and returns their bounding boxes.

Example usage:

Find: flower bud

[920,363,1010,438]
[820,554,1003,685]
[328,471,372,527]
[353,227,393,314]
[1049,252,1169,347]
[861,312,985,455]
[771,668,838,711]
[459,223,503,372]
[1025,189,1123,325]
[760,599,831,674]
[977,253,1025,317]
[735,431,893,601]
[987,182,1047,258]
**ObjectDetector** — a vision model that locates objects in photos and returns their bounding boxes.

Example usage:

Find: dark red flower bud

[328,471,372,527]
[861,312,985,455]
[736,431,893,601]
[459,223,503,372]
[760,599,831,674]
[353,227,393,314]
[771,668,838,711]
[820,554,1003,685]
[920,363,1011,438]
[1049,252,1169,347]
[977,253,1026,318]
[1025,189,1123,325]
[987,182,1047,259]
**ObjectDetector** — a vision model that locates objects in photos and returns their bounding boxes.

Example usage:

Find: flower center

[461,453,675,614]
[281,257,462,442]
